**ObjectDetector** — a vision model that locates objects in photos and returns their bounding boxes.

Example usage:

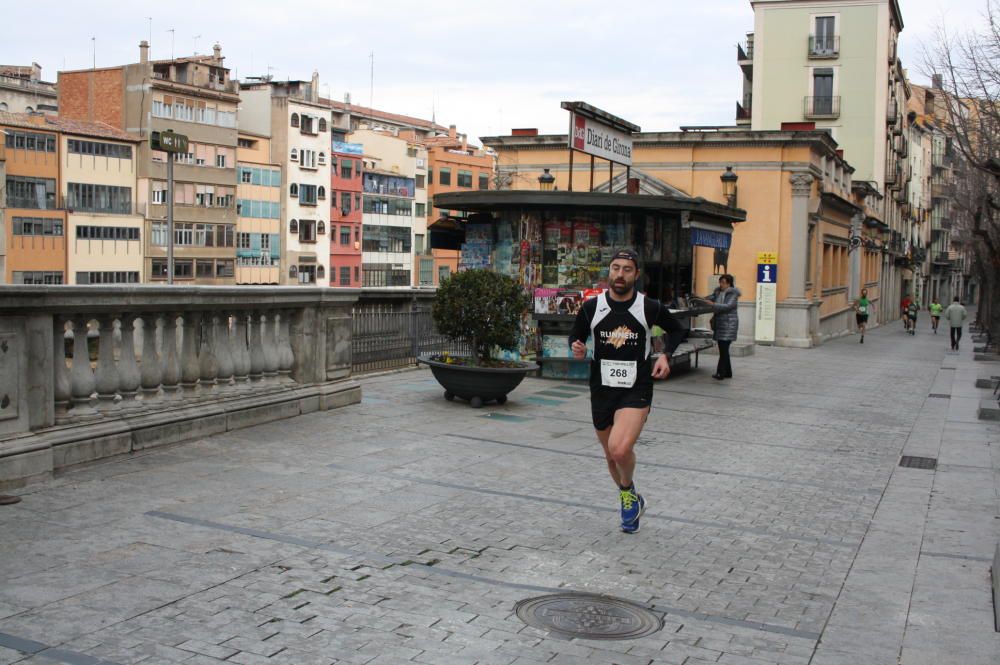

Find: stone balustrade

[0,286,360,489]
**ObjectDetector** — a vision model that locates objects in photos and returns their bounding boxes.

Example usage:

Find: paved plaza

[1,321,998,665]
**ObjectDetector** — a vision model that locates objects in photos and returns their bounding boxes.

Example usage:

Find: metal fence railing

[351,299,470,374]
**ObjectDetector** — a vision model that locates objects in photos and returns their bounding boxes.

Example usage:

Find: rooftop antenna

[369,50,374,126]
[146,17,152,50]
[91,37,96,69]
[193,34,201,55]
[168,28,175,60]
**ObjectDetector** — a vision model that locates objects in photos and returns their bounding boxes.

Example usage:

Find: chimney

[931,73,943,90]
[461,133,467,151]
[311,70,319,103]
[212,43,222,63]
[344,92,351,108]
[448,124,457,139]
[139,40,150,65]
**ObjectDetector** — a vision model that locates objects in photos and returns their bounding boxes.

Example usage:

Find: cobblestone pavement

[1,320,998,665]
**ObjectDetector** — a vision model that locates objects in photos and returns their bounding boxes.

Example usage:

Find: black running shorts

[590,384,653,431]
[856,313,869,325]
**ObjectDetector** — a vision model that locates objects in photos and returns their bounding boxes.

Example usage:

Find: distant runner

[854,288,871,344]
[569,249,687,534]
[929,298,943,334]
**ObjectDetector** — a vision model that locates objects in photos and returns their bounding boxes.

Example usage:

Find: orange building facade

[422,126,494,285]
[482,129,882,346]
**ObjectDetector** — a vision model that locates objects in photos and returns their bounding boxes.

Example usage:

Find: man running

[901,294,912,333]
[906,298,919,335]
[929,297,943,334]
[943,296,967,350]
[854,288,871,343]
[569,249,687,534]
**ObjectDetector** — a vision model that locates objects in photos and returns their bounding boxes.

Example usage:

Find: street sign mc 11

[151,130,189,154]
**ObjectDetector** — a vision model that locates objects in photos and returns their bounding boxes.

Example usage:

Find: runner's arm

[567,300,593,346]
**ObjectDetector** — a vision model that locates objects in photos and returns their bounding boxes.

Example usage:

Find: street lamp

[720,166,738,207]
[538,168,555,191]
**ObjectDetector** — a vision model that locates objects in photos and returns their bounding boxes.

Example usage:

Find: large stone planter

[418,354,538,407]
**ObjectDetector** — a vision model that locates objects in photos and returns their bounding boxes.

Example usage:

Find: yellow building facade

[483,130,883,346]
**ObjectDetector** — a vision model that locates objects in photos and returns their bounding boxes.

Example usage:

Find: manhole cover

[900,455,937,470]
[515,593,663,640]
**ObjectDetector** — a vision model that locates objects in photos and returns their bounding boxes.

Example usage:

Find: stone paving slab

[1,322,998,664]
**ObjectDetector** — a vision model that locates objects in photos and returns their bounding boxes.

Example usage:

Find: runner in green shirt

[928,297,943,334]
[854,288,871,344]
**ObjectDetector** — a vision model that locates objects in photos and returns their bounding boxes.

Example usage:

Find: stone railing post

[179,313,200,397]
[261,311,280,382]
[277,310,294,382]
[69,317,96,416]
[117,314,141,407]
[248,311,265,382]
[161,313,181,400]
[53,317,71,418]
[214,313,234,389]
[198,313,218,393]
[139,314,162,401]
[94,315,120,409]
[232,311,251,387]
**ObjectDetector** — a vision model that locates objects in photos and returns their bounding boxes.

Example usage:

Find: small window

[290,183,299,197]
[319,118,327,132]
[290,219,298,234]
[317,265,326,279]
[317,221,326,234]
[290,148,298,161]
[289,265,298,278]
[318,152,326,165]
[291,113,300,128]
[318,186,326,200]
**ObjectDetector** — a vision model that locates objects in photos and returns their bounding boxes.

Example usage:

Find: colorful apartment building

[235,132,281,284]
[420,125,494,285]
[1,112,142,285]
[349,128,420,287]
[240,77,332,286]
[58,41,240,284]
[330,137,363,287]
[1,113,65,284]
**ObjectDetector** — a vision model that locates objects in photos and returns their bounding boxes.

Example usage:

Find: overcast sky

[3,0,987,144]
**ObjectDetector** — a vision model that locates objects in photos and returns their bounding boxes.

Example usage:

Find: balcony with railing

[804,95,840,119]
[737,34,754,79]
[885,157,900,185]
[932,181,952,199]
[886,100,898,124]
[736,100,752,123]
[808,35,840,58]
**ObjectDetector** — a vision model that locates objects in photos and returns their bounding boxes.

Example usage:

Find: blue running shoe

[619,488,646,533]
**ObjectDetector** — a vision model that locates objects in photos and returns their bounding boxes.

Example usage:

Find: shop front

[432,191,744,377]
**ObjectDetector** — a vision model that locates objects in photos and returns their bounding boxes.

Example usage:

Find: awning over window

[691,227,731,250]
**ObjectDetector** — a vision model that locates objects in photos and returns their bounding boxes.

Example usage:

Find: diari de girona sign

[569,111,634,167]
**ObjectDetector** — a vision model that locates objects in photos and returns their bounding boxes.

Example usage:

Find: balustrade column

[161,313,182,399]
[69,317,96,415]
[53,317,71,418]
[231,311,251,386]
[261,311,280,382]
[117,314,142,407]
[248,311,265,382]
[179,312,200,397]
[198,314,218,393]
[276,310,294,382]
[139,314,162,401]
[213,313,235,389]
[94,315,120,408]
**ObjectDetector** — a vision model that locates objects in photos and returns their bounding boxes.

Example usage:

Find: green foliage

[432,269,528,364]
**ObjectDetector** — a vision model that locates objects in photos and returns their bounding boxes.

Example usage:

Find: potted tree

[419,269,538,407]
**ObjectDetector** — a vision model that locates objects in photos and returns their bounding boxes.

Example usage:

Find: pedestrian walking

[929,298,943,334]
[854,288,871,343]
[901,294,912,333]
[906,298,919,335]
[943,297,967,350]
[702,275,741,379]
[569,249,687,534]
